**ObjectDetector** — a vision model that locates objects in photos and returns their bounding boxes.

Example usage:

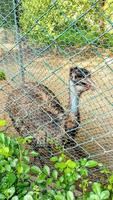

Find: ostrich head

[64,66,94,142]
[70,67,94,96]
[68,66,94,120]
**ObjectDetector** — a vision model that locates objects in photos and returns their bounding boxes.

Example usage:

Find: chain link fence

[0,0,113,167]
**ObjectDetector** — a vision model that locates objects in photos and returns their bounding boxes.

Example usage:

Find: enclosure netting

[0,0,113,168]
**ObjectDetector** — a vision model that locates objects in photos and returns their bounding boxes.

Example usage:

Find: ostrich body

[7,67,93,159]
[7,82,64,144]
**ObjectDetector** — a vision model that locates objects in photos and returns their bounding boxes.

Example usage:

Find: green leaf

[73,172,81,181]
[64,167,72,174]
[54,191,66,200]
[88,192,99,200]
[79,168,88,176]
[67,191,74,200]
[0,147,10,157]
[92,182,101,195]
[36,173,46,184]
[24,136,33,143]
[58,154,65,162]
[59,176,64,183]
[10,159,18,167]
[5,164,11,172]
[23,194,33,200]
[4,186,15,198]
[30,151,39,157]
[17,181,29,188]
[56,180,61,189]
[23,156,30,163]
[80,158,87,166]
[27,192,34,196]
[46,178,53,185]
[52,170,58,180]
[85,160,98,168]
[0,120,6,127]
[0,193,5,200]
[31,166,41,174]
[43,165,50,176]
[1,172,16,189]
[54,193,65,200]
[8,173,16,185]
[17,164,23,174]
[66,160,77,169]
[108,184,112,190]
[100,190,110,200]
[47,189,55,196]
[19,189,28,196]
[55,162,66,170]
[50,156,58,162]
[67,176,74,183]
[0,133,5,144]
[69,185,75,191]
[11,196,19,200]
[108,174,113,184]
[101,168,110,175]
[22,163,30,173]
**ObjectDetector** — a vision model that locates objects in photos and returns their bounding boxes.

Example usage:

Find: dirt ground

[0,43,113,167]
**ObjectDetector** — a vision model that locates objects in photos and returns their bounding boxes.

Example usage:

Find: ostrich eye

[75,81,86,86]
[78,74,84,78]
[81,82,87,86]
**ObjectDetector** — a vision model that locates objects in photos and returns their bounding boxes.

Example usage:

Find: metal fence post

[13,0,25,83]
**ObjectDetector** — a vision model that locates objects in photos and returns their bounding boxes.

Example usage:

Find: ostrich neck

[69,80,80,116]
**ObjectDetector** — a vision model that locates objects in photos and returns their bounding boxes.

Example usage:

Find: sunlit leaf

[0,120,6,127]
[11,196,19,200]
[52,170,58,180]
[43,165,50,176]
[67,191,74,200]
[23,194,33,200]
[4,186,15,198]
[50,156,58,162]
[100,190,110,200]
[85,160,98,168]
[31,166,41,174]
[30,151,39,157]
[66,160,77,169]
[92,182,101,195]
[0,193,5,200]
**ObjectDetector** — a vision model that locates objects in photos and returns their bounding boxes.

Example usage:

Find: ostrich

[7,67,94,160]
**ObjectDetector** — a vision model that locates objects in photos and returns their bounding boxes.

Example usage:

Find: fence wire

[0,0,113,168]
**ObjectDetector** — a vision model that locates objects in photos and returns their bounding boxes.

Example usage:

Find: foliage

[1,0,113,48]
[0,0,14,28]
[0,120,113,199]
[20,0,113,48]
[0,71,6,81]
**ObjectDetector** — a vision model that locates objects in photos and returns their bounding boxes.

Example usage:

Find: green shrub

[0,71,6,80]
[19,0,113,49]
[20,0,106,47]
[0,0,14,28]
[0,120,113,199]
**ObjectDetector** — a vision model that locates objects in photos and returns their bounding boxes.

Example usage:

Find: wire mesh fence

[0,0,113,168]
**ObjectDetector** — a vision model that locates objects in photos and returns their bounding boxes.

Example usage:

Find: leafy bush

[0,71,6,80]
[0,120,113,199]
[20,0,106,47]
[0,0,14,28]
